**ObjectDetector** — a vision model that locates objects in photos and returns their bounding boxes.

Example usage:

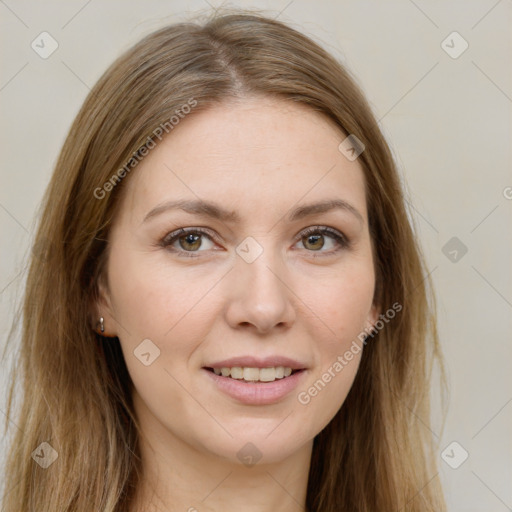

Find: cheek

[107,246,210,335]
[106,248,225,383]
[295,264,374,424]
[106,253,220,425]
[310,262,375,346]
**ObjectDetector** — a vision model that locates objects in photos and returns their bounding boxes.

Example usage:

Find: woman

[1,9,446,512]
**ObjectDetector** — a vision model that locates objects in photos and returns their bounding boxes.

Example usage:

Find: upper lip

[204,356,307,370]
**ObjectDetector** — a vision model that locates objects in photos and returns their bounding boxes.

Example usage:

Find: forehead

[118,96,367,225]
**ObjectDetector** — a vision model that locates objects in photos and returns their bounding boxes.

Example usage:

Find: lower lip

[202,368,307,405]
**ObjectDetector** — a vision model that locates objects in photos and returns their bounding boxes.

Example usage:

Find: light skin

[94,96,378,512]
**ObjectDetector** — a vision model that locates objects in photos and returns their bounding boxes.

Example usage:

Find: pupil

[305,234,324,250]
[181,233,201,250]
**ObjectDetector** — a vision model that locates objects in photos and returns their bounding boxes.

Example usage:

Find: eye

[294,226,349,256]
[160,228,217,257]
[160,225,350,258]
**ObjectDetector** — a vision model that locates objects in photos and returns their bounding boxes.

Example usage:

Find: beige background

[1,1,511,510]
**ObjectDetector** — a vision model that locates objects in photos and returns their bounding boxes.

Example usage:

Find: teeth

[259,367,277,382]
[243,367,259,381]
[211,366,296,382]
[231,367,243,379]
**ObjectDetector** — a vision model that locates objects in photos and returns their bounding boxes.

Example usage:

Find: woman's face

[97,96,378,465]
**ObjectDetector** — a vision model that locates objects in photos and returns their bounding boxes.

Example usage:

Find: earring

[99,317,105,334]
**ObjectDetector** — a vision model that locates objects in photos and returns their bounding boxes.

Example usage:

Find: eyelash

[160,226,350,259]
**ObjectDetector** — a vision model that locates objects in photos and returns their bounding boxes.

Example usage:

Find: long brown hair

[1,8,446,511]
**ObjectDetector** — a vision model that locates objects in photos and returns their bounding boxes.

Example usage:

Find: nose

[223,246,296,335]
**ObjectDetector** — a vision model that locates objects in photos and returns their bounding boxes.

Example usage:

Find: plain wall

[1,1,511,510]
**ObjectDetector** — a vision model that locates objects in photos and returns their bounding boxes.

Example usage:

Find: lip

[202,367,307,405]
[204,355,307,370]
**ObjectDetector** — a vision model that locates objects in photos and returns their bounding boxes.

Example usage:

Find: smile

[202,367,307,405]
[205,366,300,382]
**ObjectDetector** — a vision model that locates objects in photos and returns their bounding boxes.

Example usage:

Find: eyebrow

[142,198,364,225]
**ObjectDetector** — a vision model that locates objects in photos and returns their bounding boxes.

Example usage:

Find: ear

[89,272,118,338]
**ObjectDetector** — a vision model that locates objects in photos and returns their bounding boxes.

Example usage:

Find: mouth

[203,366,304,383]
[202,365,307,405]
